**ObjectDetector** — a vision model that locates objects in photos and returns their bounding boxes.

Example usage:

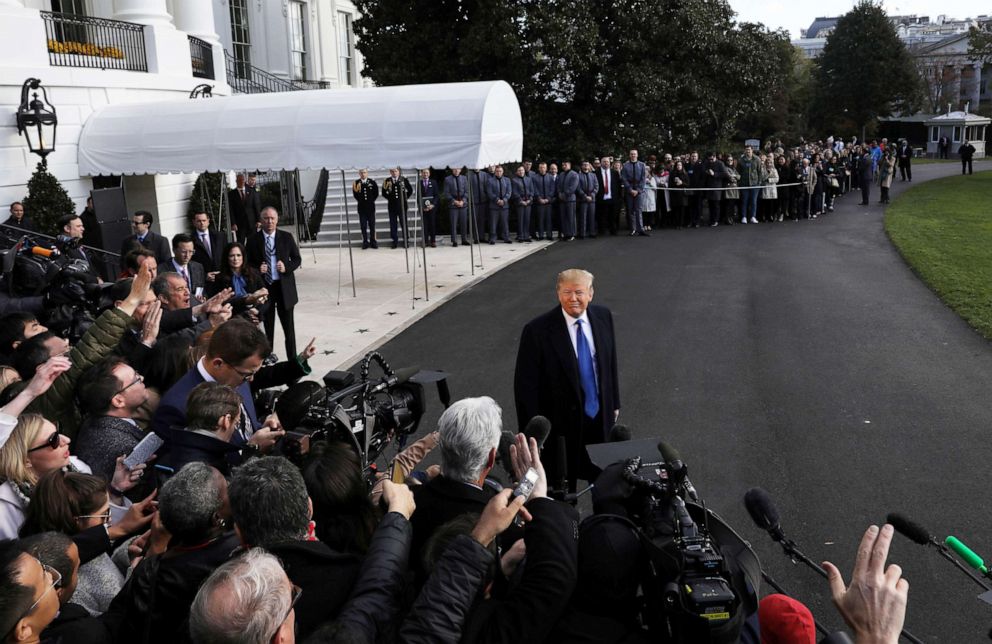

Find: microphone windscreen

[886,513,931,545]
[497,430,515,470]
[657,441,682,464]
[744,487,780,532]
[523,415,552,449]
[392,366,420,385]
[608,423,632,442]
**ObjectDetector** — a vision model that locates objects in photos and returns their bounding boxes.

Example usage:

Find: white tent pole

[416,169,429,303]
[336,174,345,306]
[340,170,357,298]
[401,170,410,274]
[466,171,476,276]
[411,172,417,310]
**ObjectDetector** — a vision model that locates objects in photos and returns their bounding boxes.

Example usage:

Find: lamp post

[16,78,58,166]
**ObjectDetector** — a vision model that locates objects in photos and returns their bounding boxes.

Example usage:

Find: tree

[968,25,992,64]
[810,1,922,137]
[353,0,791,157]
[22,161,75,236]
[187,172,225,229]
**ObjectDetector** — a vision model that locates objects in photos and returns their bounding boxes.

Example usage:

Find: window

[51,0,85,14]
[338,12,354,86]
[229,0,251,80]
[931,127,938,142]
[952,126,961,142]
[289,1,307,81]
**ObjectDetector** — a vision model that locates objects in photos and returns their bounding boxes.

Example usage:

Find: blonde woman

[761,156,779,221]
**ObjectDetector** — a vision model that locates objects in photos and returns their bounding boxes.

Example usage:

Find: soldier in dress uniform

[511,165,534,243]
[418,169,439,248]
[352,168,379,249]
[577,161,598,239]
[487,165,513,244]
[548,163,560,240]
[444,167,469,247]
[382,167,412,249]
[532,162,555,242]
[557,160,580,242]
[469,168,490,244]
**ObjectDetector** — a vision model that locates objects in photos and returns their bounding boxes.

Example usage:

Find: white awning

[77,80,522,176]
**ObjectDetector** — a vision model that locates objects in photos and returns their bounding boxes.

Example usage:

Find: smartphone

[123,433,165,470]
[390,459,405,484]
[511,468,538,527]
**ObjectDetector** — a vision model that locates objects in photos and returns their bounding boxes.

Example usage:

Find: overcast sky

[730,0,989,39]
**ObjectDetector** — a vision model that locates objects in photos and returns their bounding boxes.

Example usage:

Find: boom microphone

[523,415,552,449]
[658,441,698,501]
[608,423,632,442]
[887,513,991,591]
[946,536,991,576]
[496,430,516,482]
[29,245,56,258]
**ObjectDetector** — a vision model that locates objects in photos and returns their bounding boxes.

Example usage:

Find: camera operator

[6,263,153,439]
[152,318,283,454]
[56,213,100,281]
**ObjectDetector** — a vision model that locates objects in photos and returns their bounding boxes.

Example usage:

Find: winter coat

[642,175,658,212]
[26,307,133,439]
[737,154,763,187]
[724,167,740,200]
[668,169,689,207]
[74,416,145,484]
[762,167,779,199]
[879,155,896,188]
[703,160,729,201]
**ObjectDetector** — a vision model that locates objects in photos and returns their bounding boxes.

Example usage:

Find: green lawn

[885,170,992,339]
[912,158,957,166]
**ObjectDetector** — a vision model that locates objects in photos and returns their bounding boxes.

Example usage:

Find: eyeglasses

[115,373,144,396]
[75,512,112,525]
[131,220,149,226]
[27,428,61,453]
[269,584,302,641]
[25,560,62,616]
[225,361,259,382]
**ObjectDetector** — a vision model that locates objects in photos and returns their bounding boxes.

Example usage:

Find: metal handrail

[223,50,328,94]
[41,11,147,72]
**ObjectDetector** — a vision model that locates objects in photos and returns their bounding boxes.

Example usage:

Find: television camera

[273,351,449,479]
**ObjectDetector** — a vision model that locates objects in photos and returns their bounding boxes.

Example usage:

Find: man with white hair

[408,396,502,576]
[189,548,297,644]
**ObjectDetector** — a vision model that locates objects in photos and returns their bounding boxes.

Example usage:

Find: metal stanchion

[339,170,357,300]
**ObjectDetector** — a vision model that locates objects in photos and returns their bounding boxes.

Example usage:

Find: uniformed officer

[419,168,439,248]
[382,167,412,249]
[557,160,580,241]
[487,165,512,244]
[444,167,469,246]
[352,168,379,249]
[577,160,598,239]
[469,168,490,244]
[511,165,534,242]
[532,162,555,241]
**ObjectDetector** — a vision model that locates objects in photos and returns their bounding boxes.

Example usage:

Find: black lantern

[16,78,58,163]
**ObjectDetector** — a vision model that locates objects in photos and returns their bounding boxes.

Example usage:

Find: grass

[911,158,958,166]
[885,170,992,339]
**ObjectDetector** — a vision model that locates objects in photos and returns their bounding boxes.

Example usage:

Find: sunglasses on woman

[27,428,61,453]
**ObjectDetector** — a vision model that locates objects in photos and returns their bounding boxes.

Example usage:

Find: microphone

[657,441,698,501]
[608,423,632,442]
[523,415,551,449]
[368,366,419,393]
[556,435,568,497]
[29,245,57,258]
[495,430,516,481]
[887,513,991,591]
[946,536,990,576]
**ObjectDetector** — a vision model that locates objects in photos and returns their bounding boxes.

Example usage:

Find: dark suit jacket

[151,365,259,442]
[514,304,620,479]
[419,177,439,212]
[245,229,301,308]
[158,259,207,296]
[228,186,262,233]
[409,475,495,577]
[596,168,622,201]
[121,230,172,264]
[192,229,225,271]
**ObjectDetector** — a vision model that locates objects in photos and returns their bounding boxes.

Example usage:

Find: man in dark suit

[152,318,283,454]
[596,157,622,236]
[383,167,412,249]
[514,268,620,491]
[191,211,225,273]
[896,139,913,182]
[120,210,172,264]
[352,168,379,249]
[246,207,302,358]
[228,173,262,243]
[158,233,206,301]
[418,169,440,248]
[56,213,100,279]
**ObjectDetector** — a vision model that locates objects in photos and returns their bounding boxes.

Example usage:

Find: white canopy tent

[77,80,523,303]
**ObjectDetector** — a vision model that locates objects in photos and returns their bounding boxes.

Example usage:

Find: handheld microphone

[658,441,698,501]
[887,513,991,591]
[556,435,568,497]
[608,423,632,442]
[523,415,551,449]
[368,366,419,393]
[495,430,516,481]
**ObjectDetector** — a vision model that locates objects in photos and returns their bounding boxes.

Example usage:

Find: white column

[974,63,983,110]
[112,0,174,27]
[172,0,218,41]
[952,65,963,109]
[0,0,26,8]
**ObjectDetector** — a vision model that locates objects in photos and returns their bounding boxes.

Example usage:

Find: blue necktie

[575,319,599,419]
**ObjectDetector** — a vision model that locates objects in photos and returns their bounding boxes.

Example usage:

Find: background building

[1,0,365,246]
